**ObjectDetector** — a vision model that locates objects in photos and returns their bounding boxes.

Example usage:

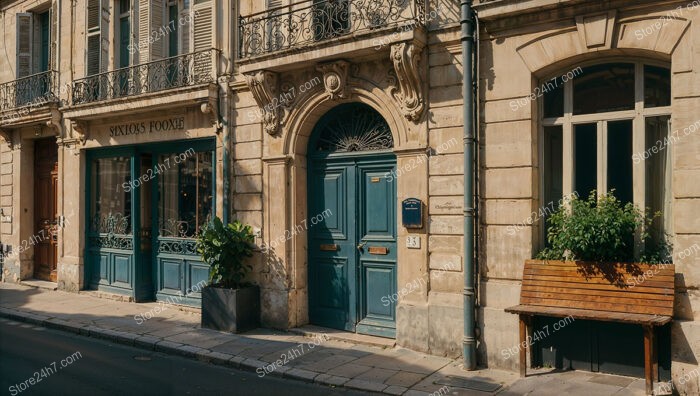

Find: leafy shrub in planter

[537,191,670,263]
[196,217,255,289]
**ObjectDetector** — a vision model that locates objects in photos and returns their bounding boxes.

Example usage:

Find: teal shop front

[308,103,398,338]
[85,139,215,305]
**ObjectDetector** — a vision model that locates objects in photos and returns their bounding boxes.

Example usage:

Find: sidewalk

[0,283,650,395]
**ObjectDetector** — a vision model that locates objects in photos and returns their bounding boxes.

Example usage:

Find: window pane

[645,116,672,241]
[644,65,671,108]
[159,151,214,238]
[573,63,635,115]
[543,81,564,118]
[607,120,633,205]
[90,157,132,234]
[574,123,597,199]
[544,126,563,234]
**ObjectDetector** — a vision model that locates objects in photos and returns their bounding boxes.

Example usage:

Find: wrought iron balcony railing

[239,0,425,58]
[72,49,219,105]
[0,70,60,112]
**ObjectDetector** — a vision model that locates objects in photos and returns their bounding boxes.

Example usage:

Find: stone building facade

[1,0,699,392]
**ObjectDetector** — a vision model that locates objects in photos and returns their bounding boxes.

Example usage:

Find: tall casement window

[118,0,132,69]
[15,6,56,105]
[541,61,672,245]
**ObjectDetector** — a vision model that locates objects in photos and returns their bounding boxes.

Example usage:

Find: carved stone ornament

[244,70,280,135]
[46,106,63,137]
[316,60,350,100]
[390,42,425,122]
[0,128,12,149]
[71,120,88,145]
[201,84,222,132]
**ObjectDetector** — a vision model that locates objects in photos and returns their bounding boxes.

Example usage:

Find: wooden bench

[505,259,675,395]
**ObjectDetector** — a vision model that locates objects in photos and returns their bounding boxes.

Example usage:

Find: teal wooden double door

[308,153,398,338]
[85,139,215,305]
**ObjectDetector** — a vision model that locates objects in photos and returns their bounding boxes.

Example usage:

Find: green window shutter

[16,13,33,78]
[150,0,165,60]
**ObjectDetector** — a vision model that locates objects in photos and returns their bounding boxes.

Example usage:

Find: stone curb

[0,308,396,395]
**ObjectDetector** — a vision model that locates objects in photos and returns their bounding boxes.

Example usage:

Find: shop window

[90,157,133,235]
[158,151,213,238]
[541,62,672,251]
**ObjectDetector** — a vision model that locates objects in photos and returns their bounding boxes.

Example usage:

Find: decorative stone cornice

[316,60,350,100]
[244,70,280,135]
[71,120,88,145]
[0,128,12,149]
[390,42,425,122]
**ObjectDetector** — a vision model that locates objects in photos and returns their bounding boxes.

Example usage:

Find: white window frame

[538,58,673,252]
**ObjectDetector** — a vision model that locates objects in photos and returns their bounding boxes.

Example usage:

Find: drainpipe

[461,0,477,371]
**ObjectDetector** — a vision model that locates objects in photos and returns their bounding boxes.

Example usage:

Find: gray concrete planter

[201,285,260,333]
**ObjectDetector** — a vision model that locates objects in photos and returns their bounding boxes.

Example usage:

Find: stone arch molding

[516,11,690,74]
[244,42,425,139]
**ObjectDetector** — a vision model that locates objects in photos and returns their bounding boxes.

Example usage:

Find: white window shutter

[267,0,283,8]
[150,0,165,60]
[16,13,33,78]
[192,0,212,52]
[136,0,149,63]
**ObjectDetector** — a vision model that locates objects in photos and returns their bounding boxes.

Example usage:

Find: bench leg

[519,314,528,378]
[644,325,655,395]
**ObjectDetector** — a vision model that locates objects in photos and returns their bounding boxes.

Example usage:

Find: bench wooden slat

[521,279,673,295]
[521,285,674,302]
[524,263,675,277]
[520,296,673,316]
[520,291,674,308]
[524,268,675,282]
[523,273,674,289]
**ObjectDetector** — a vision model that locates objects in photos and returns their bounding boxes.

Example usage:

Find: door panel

[33,138,58,282]
[309,164,356,331]
[309,155,396,338]
[356,161,396,337]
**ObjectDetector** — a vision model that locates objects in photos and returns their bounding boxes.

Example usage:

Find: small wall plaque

[402,198,423,229]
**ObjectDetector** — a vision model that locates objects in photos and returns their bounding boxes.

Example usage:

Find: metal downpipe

[460,0,477,371]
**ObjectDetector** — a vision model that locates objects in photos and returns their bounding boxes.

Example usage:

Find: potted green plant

[196,217,259,333]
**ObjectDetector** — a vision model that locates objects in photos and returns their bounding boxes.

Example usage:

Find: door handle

[357,241,367,251]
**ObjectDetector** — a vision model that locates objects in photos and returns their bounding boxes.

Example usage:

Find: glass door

[154,145,214,305]
[86,151,139,296]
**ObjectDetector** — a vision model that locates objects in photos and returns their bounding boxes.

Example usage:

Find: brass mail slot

[371,177,381,183]
[320,244,339,251]
[368,246,389,255]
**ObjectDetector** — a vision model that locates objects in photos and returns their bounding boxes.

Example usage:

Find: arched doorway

[307,103,397,338]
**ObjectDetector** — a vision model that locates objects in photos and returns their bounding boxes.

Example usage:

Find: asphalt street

[0,318,374,396]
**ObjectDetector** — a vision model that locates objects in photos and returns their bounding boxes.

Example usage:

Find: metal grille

[239,0,424,58]
[315,104,393,152]
[0,71,59,114]
[72,49,218,105]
